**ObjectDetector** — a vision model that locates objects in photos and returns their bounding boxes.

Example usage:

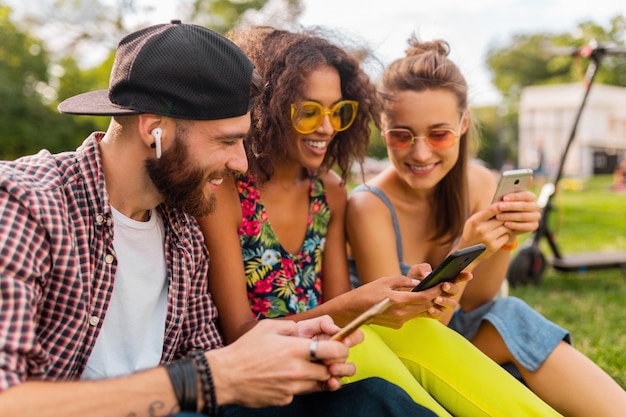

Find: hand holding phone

[492,168,533,202]
[330,297,392,341]
[411,244,486,292]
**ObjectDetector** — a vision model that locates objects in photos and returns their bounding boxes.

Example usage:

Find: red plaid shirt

[0,133,222,391]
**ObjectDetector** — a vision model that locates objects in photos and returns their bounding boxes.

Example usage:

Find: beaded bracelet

[165,357,198,412]
[190,350,217,417]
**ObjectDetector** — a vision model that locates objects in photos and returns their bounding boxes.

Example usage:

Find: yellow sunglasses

[290,100,359,134]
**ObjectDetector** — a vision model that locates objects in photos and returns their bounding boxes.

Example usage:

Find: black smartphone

[492,168,534,202]
[411,244,487,292]
[330,297,391,341]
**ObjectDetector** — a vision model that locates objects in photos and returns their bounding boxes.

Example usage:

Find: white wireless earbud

[151,128,162,159]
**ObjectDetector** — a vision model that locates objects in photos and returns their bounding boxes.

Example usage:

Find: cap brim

[57,90,139,116]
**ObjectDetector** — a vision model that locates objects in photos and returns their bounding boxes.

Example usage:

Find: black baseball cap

[58,20,255,120]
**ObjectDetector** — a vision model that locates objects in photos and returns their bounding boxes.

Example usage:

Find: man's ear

[151,128,162,158]
[137,114,164,156]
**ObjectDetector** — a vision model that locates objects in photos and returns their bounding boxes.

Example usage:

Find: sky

[137,0,626,106]
[295,0,626,106]
[8,0,626,106]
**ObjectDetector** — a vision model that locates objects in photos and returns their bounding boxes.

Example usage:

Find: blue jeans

[172,377,436,416]
[449,296,570,379]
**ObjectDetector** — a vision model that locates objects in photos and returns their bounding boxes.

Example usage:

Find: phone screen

[411,244,486,292]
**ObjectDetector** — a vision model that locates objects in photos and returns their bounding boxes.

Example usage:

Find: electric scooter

[507,40,626,286]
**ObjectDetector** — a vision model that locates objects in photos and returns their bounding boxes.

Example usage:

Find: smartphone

[492,168,534,202]
[411,243,487,292]
[330,297,392,341]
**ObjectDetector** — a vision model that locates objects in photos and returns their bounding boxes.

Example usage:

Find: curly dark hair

[227,25,381,184]
[379,36,477,243]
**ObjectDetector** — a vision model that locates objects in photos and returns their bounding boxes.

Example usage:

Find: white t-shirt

[82,207,168,380]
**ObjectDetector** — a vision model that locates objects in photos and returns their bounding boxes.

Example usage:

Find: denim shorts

[449,296,571,374]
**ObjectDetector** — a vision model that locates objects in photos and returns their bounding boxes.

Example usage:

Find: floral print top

[236,173,329,319]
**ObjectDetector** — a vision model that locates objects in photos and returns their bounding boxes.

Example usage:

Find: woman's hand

[459,190,540,256]
[495,190,541,236]
[350,264,471,328]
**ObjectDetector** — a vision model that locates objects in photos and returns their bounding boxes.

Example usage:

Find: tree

[1,0,305,158]
[0,6,98,159]
[10,0,303,61]
[472,106,502,169]
[487,14,626,101]
[481,14,626,169]
[188,0,303,35]
[14,0,305,108]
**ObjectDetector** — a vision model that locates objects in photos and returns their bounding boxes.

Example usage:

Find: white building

[518,83,626,178]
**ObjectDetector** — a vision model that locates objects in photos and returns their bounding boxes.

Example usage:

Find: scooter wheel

[507,245,546,287]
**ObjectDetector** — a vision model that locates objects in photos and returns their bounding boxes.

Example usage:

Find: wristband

[166,357,198,412]
[190,350,218,417]
[501,239,518,251]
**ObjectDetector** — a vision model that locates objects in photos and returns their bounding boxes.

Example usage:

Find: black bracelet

[182,357,198,412]
[165,357,198,412]
[190,350,217,417]
[166,360,184,409]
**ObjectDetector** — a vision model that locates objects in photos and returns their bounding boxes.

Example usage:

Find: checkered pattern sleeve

[0,142,113,389]
[0,175,56,390]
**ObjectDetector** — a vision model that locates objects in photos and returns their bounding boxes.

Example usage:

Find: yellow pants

[344,318,562,417]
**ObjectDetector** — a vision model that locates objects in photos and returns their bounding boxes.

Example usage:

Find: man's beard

[145,128,217,218]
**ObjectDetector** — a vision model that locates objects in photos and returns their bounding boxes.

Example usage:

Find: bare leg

[472,321,626,417]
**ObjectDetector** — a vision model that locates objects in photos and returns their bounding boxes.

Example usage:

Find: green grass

[511,174,626,388]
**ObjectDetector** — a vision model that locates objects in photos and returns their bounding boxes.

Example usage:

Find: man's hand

[295,315,363,391]
[207,318,359,408]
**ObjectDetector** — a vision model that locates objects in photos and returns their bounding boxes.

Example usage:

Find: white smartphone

[330,297,392,341]
[492,168,534,202]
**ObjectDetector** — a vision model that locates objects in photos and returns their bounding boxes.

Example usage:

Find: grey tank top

[348,184,464,288]
[348,184,411,288]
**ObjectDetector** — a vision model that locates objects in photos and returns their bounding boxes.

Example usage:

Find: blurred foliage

[487,15,626,99]
[188,0,303,35]
[472,106,501,169]
[0,0,302,159]
[0,6,99,159]
[367,127,387,160]
[483,14,626,169]
[1,2,624,165]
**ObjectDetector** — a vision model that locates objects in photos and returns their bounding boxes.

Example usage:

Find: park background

[1,0,625,386]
